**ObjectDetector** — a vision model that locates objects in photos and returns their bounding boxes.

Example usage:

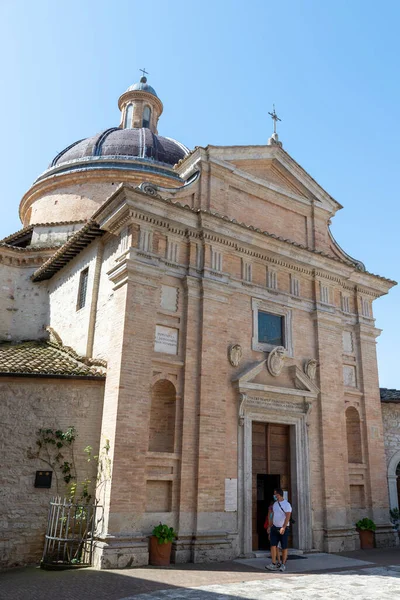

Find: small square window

[252,298,293,355]
[77,268,89,310]
[258,311,284,346]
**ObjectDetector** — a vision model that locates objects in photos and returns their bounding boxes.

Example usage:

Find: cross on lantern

[268,105,281,134]
[140,68,149,78]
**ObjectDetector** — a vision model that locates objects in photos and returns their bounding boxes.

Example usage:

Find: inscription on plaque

[154,325,178,355]
[225,478,238,512]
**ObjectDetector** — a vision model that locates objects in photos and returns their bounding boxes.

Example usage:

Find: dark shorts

[270,525,289,550]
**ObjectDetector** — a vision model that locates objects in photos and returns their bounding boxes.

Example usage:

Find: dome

[48,128,189,171]
[127,76,158,97]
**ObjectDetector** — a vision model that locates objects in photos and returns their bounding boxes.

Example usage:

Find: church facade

[0,76,397,569]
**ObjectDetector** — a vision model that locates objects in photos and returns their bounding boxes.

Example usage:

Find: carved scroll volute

[239,393,247,426]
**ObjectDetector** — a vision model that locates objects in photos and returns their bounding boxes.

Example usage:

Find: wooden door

[252,422,291,550]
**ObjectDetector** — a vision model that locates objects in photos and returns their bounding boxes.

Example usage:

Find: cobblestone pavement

[121,566,400,599]
[2,549,400,600]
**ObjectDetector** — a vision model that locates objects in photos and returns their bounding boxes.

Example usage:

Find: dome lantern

[118,70,163,134]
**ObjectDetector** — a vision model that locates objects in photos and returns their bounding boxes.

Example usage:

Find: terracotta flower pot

[358,529,374,549]
[149,535,172,566]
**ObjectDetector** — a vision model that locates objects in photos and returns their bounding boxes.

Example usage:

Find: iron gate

[42,497,98,568]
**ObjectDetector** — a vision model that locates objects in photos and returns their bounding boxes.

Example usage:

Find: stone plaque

[343,331,353,353]
[161,285,178,312]
[154,325,178,355]
[224,478,237,512]
[343,365,356,387]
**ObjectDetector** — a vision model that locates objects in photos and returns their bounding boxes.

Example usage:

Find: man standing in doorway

[266,488,292,572]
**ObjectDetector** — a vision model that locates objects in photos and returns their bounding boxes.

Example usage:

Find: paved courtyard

[1,549,400,600]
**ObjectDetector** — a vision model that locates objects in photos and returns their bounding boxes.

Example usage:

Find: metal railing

[42,497,98,568]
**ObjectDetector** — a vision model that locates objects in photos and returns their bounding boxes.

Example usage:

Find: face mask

[273,495,278,501]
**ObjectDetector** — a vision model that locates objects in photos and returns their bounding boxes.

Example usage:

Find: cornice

[0,245,57,267]
[19,166,180,224]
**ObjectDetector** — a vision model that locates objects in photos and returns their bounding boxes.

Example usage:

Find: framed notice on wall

[224,478,238,512]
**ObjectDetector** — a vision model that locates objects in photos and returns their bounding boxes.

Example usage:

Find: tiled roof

[0,341,106,379]
[32,220,105,282]
[0,220,87,250]
[380,388,400,402]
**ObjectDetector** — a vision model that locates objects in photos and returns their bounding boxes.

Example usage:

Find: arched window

[346,407,362,463]
[124,103,133,128]
[142,105,151,128]
[148,380,176,453]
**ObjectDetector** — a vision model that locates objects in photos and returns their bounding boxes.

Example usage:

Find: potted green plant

[149,523,176,566]
[356,518,376,549]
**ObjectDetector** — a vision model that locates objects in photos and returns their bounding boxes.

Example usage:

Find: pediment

[234,358,319,398]
[226,158,311,200]
[205,145,342,216]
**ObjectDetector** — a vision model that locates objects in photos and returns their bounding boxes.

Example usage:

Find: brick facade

[0,84,397,569]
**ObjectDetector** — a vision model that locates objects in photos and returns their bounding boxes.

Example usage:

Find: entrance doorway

[256,474,280,549]
[252,422,291,551]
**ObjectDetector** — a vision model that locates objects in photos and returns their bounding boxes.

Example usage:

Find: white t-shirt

[272,499,292,528]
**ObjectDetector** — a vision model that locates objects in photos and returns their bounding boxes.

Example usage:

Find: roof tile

[0,341,106,378]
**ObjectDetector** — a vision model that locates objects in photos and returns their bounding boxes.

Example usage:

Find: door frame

[238,395,312,555]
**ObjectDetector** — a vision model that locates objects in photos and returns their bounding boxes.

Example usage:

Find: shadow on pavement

[1,548,400,600]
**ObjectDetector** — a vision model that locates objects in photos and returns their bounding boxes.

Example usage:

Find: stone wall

[24,181,116,226]
[48,241,100,356]
[382,402,400,466]
[0,262,49,342]
[0,376,104,569]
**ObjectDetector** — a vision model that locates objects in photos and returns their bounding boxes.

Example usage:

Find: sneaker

[266,563,278,571]
[279,563,286,572]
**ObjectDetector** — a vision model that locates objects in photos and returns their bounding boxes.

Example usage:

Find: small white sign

[154,325,178,355]
[225,478,237,512]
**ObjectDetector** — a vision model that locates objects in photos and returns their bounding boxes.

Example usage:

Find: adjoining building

[0,75,397,569]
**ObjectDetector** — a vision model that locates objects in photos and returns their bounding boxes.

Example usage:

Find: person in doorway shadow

[265,488,292,572]
[265,500,281,565]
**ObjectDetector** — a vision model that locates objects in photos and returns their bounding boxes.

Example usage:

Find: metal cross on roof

[268,105,281,134]
[140,68,149,78]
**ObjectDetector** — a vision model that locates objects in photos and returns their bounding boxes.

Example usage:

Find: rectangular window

[258,311,284,346]
[77,268,89,310]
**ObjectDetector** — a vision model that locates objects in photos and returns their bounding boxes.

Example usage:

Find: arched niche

[345,406,362,463]
[388,449,400,511]
[148,379,176,453]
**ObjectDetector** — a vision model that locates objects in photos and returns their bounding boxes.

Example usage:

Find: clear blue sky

[1,0,399,387]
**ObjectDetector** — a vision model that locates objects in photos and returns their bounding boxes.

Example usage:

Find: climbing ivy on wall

[28,426,111,504]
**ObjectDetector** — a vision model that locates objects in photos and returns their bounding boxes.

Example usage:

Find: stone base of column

[93,535,149,569]
[173,532,239,564]
[374,525,397,548]
[323,527,358,552]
